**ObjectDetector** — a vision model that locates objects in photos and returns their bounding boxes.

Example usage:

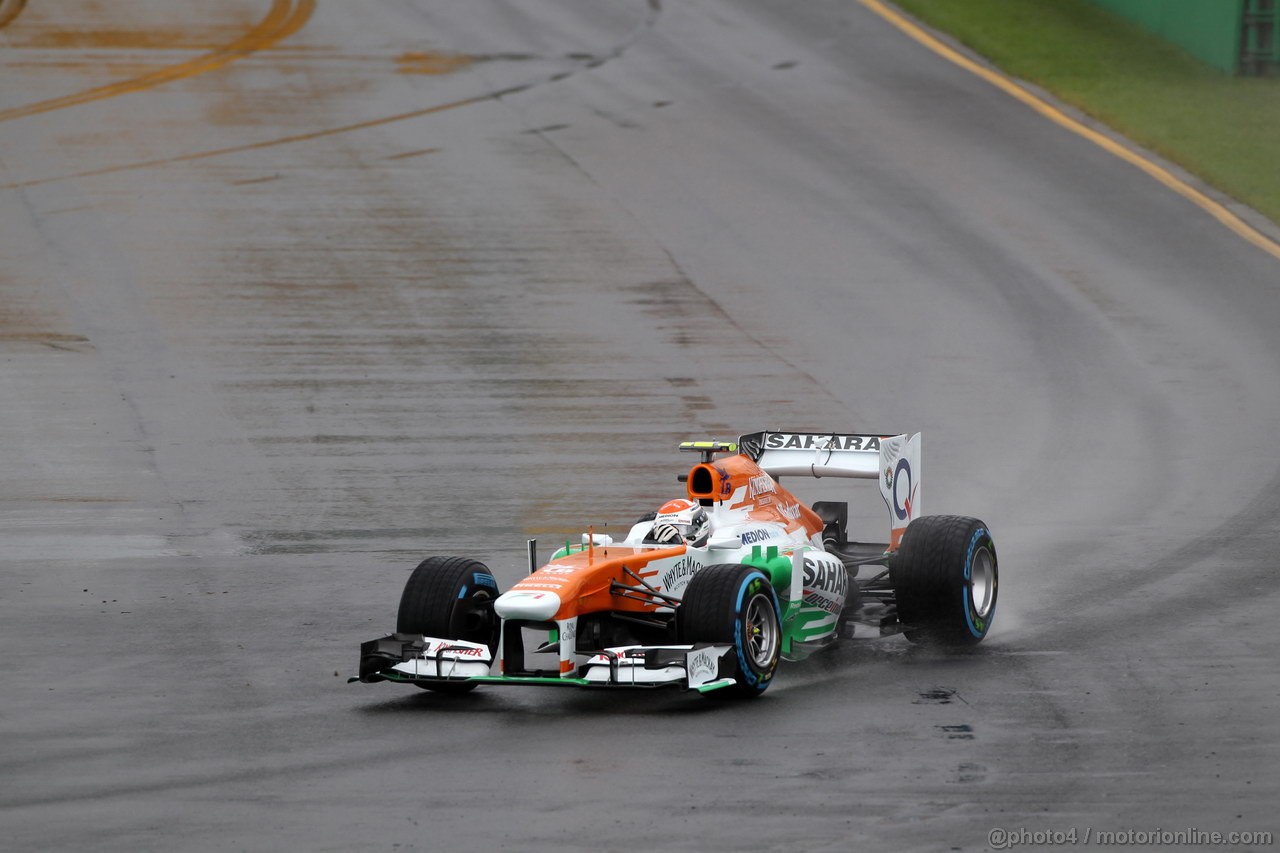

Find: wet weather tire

[679,564,781,698]
[890,515,998,646]
[397,556,501,693]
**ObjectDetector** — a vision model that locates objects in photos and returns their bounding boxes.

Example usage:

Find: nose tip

[494,590,561,621]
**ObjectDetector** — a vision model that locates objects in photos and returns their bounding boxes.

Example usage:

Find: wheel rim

[970,546,996,618]
[744,593,779,669]
[456,590,496,645]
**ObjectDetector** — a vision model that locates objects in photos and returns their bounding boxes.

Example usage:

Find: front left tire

[679,564,781,698]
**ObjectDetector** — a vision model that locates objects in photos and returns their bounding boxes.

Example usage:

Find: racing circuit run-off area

[1,0,1279,850]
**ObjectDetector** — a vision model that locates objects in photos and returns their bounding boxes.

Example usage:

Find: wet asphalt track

[2,1,1279,850]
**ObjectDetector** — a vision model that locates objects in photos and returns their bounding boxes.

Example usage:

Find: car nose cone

[494,590,561,621]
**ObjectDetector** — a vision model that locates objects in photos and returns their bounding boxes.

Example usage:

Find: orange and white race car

[353,431,999,699]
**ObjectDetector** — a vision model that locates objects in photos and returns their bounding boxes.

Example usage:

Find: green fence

[1085,0,1280,74]
[1242,0,1280,74]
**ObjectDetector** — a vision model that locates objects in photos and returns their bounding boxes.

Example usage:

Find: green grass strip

[890,0,1280,225]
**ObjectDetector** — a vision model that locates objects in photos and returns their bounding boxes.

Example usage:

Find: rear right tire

[889,515,998,646]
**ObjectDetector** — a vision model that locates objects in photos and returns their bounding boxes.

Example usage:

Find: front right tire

[397,555,501,693]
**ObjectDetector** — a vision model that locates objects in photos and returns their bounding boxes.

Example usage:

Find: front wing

[353,634,741,693]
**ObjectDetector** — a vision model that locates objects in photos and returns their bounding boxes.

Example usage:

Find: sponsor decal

[892,457,914,521]
[542,565,578,575]
[517,581,565,590]
[803,557,849,600]
[560,621,576,644]
[739,528,777,545]
[658,498,697,515]
[714,465,733,498]
[473,572,498,589]
[687,649,718,683]
[426,641,488,658]
[883,466,894,490]
[778,502,802,521]
[659,556,703,591]
[802,590,842,616]
[748,475,775,498]
[764,433,882,452]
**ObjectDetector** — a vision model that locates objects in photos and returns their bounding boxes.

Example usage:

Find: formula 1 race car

[353,430,998,699]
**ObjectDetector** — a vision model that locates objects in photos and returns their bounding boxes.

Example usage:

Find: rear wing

[738,431,922,546]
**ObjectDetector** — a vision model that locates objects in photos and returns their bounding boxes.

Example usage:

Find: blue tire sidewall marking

[962,527,995,637]
[734,570,779,688]
[457,585,468,600]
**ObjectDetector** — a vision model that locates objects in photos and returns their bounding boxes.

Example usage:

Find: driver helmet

[649,498,710,548]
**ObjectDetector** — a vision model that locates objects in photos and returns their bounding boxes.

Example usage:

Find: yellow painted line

[0,0,315,123]
[0,0,27,31]
[860,0,1280,264]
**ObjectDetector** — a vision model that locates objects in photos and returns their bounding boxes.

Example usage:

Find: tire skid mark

[383,147,441,161]
[2,90,499,190]
[0,0,26,31]
[0,742,418,809]
[0,0,315,124]
[1,0,660,189]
